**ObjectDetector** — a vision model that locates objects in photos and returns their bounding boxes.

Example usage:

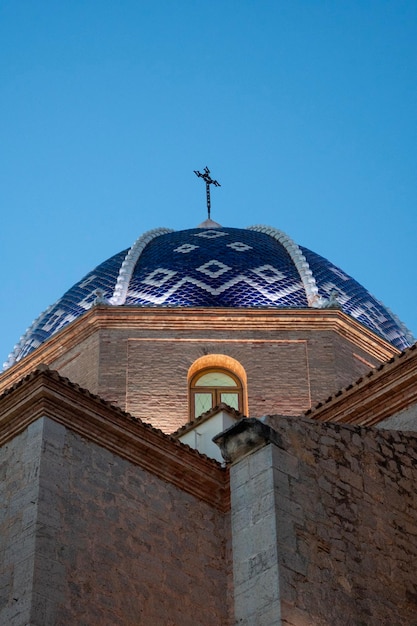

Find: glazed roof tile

[4,225,414,368]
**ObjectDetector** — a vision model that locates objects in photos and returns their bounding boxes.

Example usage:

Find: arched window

[190,368,243,419]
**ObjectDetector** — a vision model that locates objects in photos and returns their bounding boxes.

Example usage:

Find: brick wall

[4,417,232,626]
[53,331,100,395]
[2,309,388,436]
[306,332,376,404]
[55,325,379,434]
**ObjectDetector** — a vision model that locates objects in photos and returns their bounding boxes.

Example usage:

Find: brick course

[92,323,382,433]
[0,308,394,435]
[53,331,100,395]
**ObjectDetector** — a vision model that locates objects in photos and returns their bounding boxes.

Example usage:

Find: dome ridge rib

[4,304,54,370]
[109,227,174,306]
[375,299,415,346]
[248,225,323,307]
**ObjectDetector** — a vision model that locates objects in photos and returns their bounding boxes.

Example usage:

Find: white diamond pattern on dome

[197,260,231,278]
[252,264,285,284]
[4,248,128,369]
[41,309,67,332]
[40,309,77,335]
[125,228,308,309]
[329,266,350,281]
[174,243,198,253]
[79,275,98,289]
[4,225,414,370]
[301,247,413,351]
[194,230,228,239]
[128,272,303,306]
[110,227,173,306]
[143,268,177,287]
[249,225,324,307]
[227,242,252,252]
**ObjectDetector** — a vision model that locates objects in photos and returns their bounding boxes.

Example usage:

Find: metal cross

[194,167,221,220]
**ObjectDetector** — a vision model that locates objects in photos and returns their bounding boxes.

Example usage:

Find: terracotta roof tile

[305,342,417,420]
[0,363,223,467]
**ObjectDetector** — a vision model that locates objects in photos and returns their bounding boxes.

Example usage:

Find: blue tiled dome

[5,224,414,368]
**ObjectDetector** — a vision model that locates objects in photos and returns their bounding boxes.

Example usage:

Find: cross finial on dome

[194,166,221,220]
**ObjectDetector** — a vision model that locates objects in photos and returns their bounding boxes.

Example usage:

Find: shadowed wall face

[1,417,232,626]
[228,417,417,626]
[0,420,44,625]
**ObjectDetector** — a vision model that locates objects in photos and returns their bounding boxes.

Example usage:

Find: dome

[5,224,414,368]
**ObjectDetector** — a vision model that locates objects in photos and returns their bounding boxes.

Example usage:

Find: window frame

[190,367,243,420]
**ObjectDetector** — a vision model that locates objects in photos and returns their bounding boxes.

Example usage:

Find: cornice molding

[0,367,230,512]
[306,344,417,426]
[0,306,399,394]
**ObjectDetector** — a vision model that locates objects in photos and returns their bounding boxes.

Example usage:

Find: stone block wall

[229,416,417,626]
[1,417,232,626]
[0,420,44,625]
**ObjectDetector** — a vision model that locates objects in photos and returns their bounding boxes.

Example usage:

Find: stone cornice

[0,306,398,393]
[306,344,417,426]
[0,367,230,512]
[213,418,282,463]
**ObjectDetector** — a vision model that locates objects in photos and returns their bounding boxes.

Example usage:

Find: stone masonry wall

[266,416,417,626]
[28,418,232,626]
[0,420,44,625]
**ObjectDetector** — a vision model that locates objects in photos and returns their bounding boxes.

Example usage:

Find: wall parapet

[0,366,230,512]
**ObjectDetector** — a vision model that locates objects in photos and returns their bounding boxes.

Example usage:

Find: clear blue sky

[1,1,416,366]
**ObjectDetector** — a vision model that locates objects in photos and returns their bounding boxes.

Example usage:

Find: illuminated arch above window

[188,355,248,420]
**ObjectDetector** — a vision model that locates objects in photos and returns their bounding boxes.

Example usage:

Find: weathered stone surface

[226,416,417,625]
[1,417,232,625]
[0,419,44,625]
[277,417,417,625]
[229,442,282,624]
